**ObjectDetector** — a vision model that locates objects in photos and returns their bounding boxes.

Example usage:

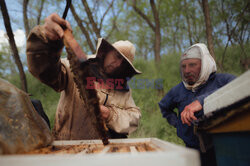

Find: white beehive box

[0,138,200,166]
[204,70,250,115]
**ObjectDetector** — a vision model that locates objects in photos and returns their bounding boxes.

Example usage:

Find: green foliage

[128,54,184,145]
[0,46,18,78]
[27,74,60,128]
[215,43,250,75]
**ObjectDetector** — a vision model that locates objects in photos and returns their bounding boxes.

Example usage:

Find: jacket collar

[184,72,216,92]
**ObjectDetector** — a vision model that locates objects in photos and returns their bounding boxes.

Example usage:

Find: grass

[26,74,60,128]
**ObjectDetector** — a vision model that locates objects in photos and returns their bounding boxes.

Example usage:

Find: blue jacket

[158,73,235,147]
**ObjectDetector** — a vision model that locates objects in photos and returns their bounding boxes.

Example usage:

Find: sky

[0,0,26,54]
[0,29,25,51]
[0,0,80,56]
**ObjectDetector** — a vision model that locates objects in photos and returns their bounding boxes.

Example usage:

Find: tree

[131,0,161,63]
[70,4,96,53]
[214,0,250,70]
[36,0,45,25]
[201,0,215,59]
[0,46,18,78]
[22,0,46,37]
[70,0,116,54]
[0,0,28,92]
[23,0,30,37]
[183,0,193,45]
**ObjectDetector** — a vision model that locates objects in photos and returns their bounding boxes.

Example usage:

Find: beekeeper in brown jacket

[26,13,141,140]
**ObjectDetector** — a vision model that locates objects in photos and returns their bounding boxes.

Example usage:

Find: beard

[185,79,195,85]
[183,73,196,85]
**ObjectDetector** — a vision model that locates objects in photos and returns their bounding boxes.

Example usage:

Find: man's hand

[180,100,202,126]
[43,13,72,41]
[100,105,110,120]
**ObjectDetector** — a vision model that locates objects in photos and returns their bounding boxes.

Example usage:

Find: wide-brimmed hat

[95,38,142,75]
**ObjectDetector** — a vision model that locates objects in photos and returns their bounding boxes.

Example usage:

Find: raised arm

[26,13,72,92]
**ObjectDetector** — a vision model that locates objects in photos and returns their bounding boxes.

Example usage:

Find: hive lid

[195,70,250,131]
[204,70,250,115]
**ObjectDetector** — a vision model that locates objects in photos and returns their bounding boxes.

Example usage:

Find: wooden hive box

[195,70,250,166]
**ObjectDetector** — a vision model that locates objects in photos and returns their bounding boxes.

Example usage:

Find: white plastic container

[0,138,200,166]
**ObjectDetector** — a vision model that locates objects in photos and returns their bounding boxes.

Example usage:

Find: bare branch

[132,1,155,30]
[202,0,215,59]
[23,0,30,37]
[106,4,122,40]
[70,4,96,53]
[184,0,193,45]
[36,0,45,25]
[99,0,114,30]
[220,1,249,69]
[81,0,101,38]
[150,0,160,32]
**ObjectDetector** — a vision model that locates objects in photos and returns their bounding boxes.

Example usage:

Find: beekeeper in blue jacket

[159,43,235,166]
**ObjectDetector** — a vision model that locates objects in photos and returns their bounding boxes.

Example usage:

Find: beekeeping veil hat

[181,43,217,91]
[93,38,142,77]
